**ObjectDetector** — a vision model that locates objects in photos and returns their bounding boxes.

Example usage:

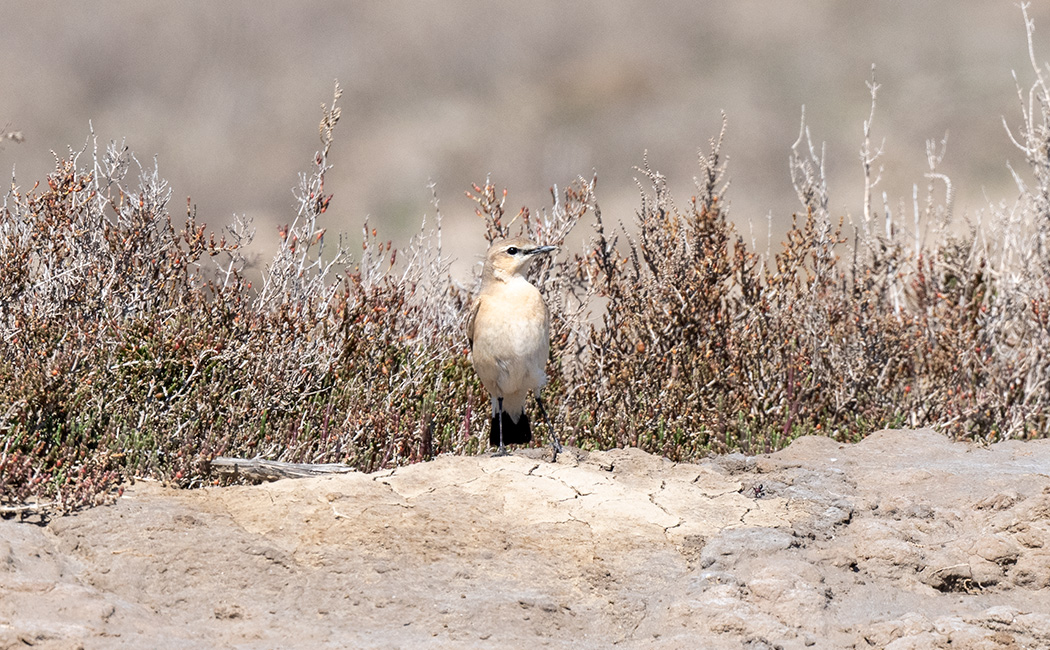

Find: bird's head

[483,236,557,281]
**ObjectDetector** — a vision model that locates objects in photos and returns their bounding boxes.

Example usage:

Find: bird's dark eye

[506,247,519,255]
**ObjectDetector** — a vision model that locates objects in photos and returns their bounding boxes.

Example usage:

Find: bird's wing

[465,296,482,351]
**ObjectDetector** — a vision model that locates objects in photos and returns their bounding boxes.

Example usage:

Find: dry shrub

[0,86,477,514]
[6,9,1050,513]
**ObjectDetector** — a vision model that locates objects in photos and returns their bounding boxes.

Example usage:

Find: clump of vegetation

[0,87,477,514]
[6,10,1050,514]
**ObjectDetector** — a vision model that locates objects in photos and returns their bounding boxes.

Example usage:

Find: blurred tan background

[2,2,1047,276]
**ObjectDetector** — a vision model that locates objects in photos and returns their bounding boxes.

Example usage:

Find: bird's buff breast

[475,281,548,346]
[471,280,549,394]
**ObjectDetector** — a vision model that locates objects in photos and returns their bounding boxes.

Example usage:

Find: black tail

[490,410,532,446]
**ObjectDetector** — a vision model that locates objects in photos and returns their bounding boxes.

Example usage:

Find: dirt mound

[3,429,1050,649]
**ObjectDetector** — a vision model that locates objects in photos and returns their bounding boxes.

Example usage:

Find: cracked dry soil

[3,428,1050,649]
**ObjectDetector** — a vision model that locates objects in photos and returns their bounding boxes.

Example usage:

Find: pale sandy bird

[466,236,562,460]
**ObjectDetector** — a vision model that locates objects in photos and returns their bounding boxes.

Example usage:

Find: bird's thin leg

[494,396,509,457]
[536,395,561,462]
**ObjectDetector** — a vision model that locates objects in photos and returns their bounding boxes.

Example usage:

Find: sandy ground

[2,428,1050,649]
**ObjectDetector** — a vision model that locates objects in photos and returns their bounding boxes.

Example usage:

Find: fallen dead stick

[210,457,357,482]
[0,501,56,515]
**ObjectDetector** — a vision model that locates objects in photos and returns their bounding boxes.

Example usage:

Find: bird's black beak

[527,245,558,256]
